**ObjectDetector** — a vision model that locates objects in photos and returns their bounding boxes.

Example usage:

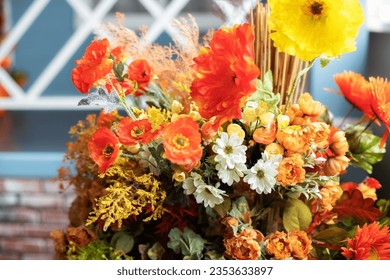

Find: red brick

[20,193,63,208]
[22,253,55,260]
[0,238,48,254]
[42,179,62,193]
[24,224,65,238]
[40,209,68,224]
[0,253,21,260]
[0,193,19,206]
[3,179,42,193]
[0,223,24,237]
[13,207,41,223]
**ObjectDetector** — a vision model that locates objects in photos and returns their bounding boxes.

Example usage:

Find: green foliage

[110,231,134,254]
[345,125,386,174]
[313,227,348,244]
[167,227,205,259]
[69,240,131,260]
[283,198,312,231]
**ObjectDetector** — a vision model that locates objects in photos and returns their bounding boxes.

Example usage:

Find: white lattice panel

[0,0,201,110]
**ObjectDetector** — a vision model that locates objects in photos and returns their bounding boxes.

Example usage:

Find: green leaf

[319,56,331,68]
[283,198,312,231]
[110,231,134,254]
[167,227,205,258]
[313,227,348,244]
[346,125,386,174]
[147,242,165,260]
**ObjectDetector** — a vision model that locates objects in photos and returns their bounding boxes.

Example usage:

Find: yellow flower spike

[227,123,246,139]
[243,107,258,123]
[171,100,184,114]
[259,112,275,126]
[277,114,290,129]
[265,143,285,156]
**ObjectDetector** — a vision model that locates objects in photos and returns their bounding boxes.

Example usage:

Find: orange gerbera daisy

[116,117,159,146]
[163,116,202,172]
[72,39,113,93]
[369,76,390,147]
[190,23,260,130]
[341,222,390,260]
[88,127,120,173]
[333,71,375,120]
[128,59,152,96]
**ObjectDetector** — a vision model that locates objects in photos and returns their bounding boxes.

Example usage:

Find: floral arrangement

[52,0,390,260]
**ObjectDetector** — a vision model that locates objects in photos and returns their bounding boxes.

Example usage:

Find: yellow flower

[268,0,364,61]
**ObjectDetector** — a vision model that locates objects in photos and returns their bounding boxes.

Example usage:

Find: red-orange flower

[163,116,202,172]
[105,74,135,96]
[342,222,390,260]
[116,117,159,146]
[72,39,113,93]
[334,71,375,119]
[88,127,120,173]
[369,76,390,147]
[190,23,260,130]
[128,59,152,95]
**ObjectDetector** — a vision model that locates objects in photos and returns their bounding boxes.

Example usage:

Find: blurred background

[0,0,389,259]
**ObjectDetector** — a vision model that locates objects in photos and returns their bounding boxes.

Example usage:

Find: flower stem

[283,59,315,113]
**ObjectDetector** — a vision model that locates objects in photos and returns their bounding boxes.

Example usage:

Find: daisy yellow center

[103,145,114,158]
[224,146,233,154]
[257,169,265,178]
[302,1,325,20]
[131,126,145,138]
[173,134,190,149]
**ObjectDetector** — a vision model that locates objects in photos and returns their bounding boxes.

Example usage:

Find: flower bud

[227,123,245,138]
[171,100,183,114]
[243,107,257,123]
[277,114,290,129]
[265,143,285,156]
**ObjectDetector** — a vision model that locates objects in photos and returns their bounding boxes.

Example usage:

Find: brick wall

[0,178,74,260]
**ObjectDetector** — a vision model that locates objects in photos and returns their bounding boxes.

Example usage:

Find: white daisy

[212,132,247,169]
[194,182,226,208]
[244,152,283,194]
[182,172,203,195]
[216,162,247,186]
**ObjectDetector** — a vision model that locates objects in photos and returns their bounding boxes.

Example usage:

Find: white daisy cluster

[213,132,248,186]
[182,172,226,208]
[244,151,282,194]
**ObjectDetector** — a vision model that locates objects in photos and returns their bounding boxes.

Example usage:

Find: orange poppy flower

[105,74,135,96]
[369,76,390,147]
[163,116,202,172]
[128,59,152,95]
[88,127,120,173]
[72,39,113,93]
[116,117,159,146]
[190,23,260,130]
[341,222,390,260]
[333,71,375,120]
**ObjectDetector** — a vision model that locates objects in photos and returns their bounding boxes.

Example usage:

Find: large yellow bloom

[268,0,364,61]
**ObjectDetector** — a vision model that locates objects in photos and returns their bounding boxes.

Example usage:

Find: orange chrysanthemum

[128,59,152,96]
[289,230,312,260]
[277,154,306,186]
[88,127,120,173]
[369,76,390,147]
[265,231,291,260]
[163,116,202,172]
[190,23,260,130]
[224,228,264,260]
[342,222,390,260]
[116,117,159,146]
[334,71,375,120]
[72,39,113,93]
